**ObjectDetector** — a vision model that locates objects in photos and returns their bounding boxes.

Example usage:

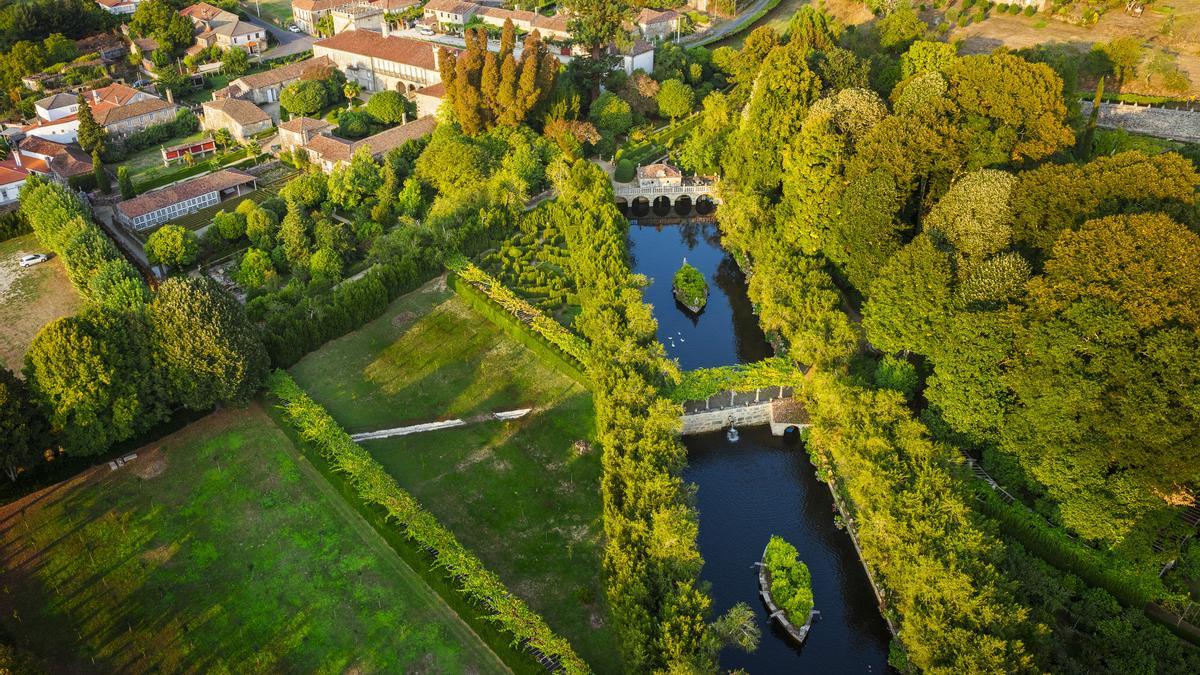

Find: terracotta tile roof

[414,82,445,98]
[23,114,78,133]
[638,163,682,180]
[48,146,94,178]
[19,136,70,156]
[531,14,570,35]
[0,166,29,186]
[424,0,476,15]
[117,169,256,219]
[5,154,50,175]
[91,82,143,106]
[292,0,347,11]
[314,31,453,71]
[95,0,135,6]
[203,98,271,126]
[93,98,176,126]
[279,116,333,133]
[180,2,227,21]
[478,6,536,24]
[637,8,678,25]
[232,55,335,90]
[305,133,355,163]
[75,33,126,56]
[355,115,436,156]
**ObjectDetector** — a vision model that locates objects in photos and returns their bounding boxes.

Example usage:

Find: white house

[313,27,456,93]
[94,0,143,15]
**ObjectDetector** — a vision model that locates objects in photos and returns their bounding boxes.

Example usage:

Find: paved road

[242,11,314,59]
[681,0,776,46]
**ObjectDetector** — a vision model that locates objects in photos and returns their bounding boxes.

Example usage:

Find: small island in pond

[761,535,816,645]
[673,260,708,313]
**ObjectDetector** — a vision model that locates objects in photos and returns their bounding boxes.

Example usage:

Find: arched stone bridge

[680,386,809,436]
[614,180,722,218]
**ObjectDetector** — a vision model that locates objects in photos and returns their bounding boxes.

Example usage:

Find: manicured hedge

[268,371,590,674]
[449,273,590,387]
[449,260,592,372]
[668,356,798,402]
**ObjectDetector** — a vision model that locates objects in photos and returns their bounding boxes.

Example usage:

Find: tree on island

[673,260,708,312]
[764,535,814,623]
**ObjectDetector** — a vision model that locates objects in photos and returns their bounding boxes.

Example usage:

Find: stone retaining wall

[1080,100,1200,143]
[681,402,773,435]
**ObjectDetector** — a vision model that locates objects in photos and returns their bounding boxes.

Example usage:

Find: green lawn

[0,234,80,372]
[290,277,620,673]
[0,404,507,674]
[711,0,806,49]
[117,131,208,183]
[241,0,293,27]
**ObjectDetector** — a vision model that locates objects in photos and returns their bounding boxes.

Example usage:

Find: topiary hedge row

[268,371,590,674]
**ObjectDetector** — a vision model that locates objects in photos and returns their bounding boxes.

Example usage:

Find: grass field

[290,277,620,673]
[0,235,80,372]
[241,0,293,27]
[0,404,507,674]
[118,131,208,183]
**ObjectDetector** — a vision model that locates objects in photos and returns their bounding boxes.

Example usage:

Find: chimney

[166,88,174,105]
[12,146,21,168]
[92,89,100,103]
[432,45,439,70]
[381,17,390,38]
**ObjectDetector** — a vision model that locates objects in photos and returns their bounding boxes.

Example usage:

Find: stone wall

[681,402,772,435]
[1079,100,1200,143]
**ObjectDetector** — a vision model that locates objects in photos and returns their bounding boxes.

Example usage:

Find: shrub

[1008,3,1021,12]
[672,261,708,310]
[0,210,30,242]
[764,535,814,623]
[1023,4,1035,15]
[875,355,919,399]
[957,14,970,26]
[997,2,1009,10]
[614,158,635,183]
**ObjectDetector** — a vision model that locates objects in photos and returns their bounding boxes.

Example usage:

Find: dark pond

[626,219,771,370]
[628,218,892,673]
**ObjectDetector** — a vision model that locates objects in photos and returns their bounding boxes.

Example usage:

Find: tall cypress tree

[75,93,106,155]
[91,149,109,193]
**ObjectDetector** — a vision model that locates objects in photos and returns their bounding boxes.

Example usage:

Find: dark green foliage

[613,158,635,183]
[364,90,412,124]
[763,536,814,622]
[336,109,371,138]
[873,355,918,399]
[0,210,31,243]
[150,277,269,410]
[144,224,198,269]
[672,261,707,310]
[0,367,42,481]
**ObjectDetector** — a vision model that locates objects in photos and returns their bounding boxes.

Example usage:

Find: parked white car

[18,254,49,268]
[288,24,301,33]
[419,27,435,36]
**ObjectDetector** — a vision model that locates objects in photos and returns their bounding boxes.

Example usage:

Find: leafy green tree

[656,78,695,123]
[280,79,327,118]
[24,309,166,456]
[924,168,1016,266]
[222,46,249,76]
[308,246,343,282]
[364,90,410,124]
[1097,37,1143,86]
[0,367,41,481]
[42,33,75,64]
[243,202,279,249]
[212,128,235,152]
[874,355,919,399]
[563,0,630,93]
[278,169,328,208]
[877,4,927,51]
[90,149,108,193]
[328,145,383,211]
[342,79,360,107]
[75,93,105,154]
[787,5,842,53]
[237,247,275,289]
[279,199,312,268]
[149,276,269,409]
[212,209,246,240]
[899,40,957,80]
[117,165,135,199]
[677,91,736,176]
[862,233,954,355]
[144,224,198,269]
[589,90,633,138]
[87,258,149,312]
[336,109,371,138]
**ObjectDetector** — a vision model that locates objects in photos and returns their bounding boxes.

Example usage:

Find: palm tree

[343,81,361,108]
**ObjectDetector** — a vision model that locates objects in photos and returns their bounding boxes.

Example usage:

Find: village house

[292,0,346,35]
[94,0,144,15]
[279,114,435,172]
[75,32,129,62]
[474,5,571,41]
[201,98,274,140]
[0,135,95,201]
[412,82,445,118]
[332,2,384,34]
[180,2,268,55]
[0,167,26,207]
[422,0,478,31]
[312,28,455,93]
[216,55,336,104]
[636,8,680,41]
[637,162,683,189]
[25,83,178,144]
[115,168,258,231]
[161,137,218,165]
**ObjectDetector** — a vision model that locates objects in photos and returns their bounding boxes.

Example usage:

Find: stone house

[180,2,268,55]
[313,28,455,93]
[116,168,257,230]
[201,98,274,140]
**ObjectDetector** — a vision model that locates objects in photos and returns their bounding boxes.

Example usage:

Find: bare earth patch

[0,236,81,372]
